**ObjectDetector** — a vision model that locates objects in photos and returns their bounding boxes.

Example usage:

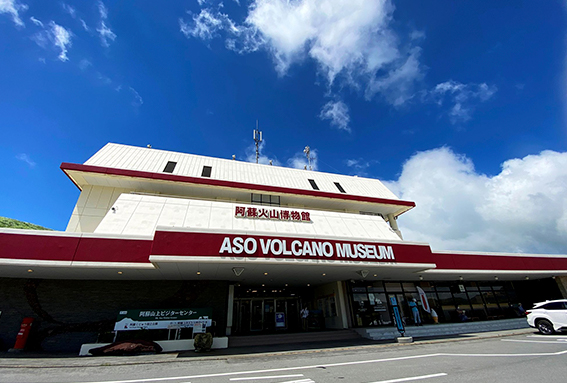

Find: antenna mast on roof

[304,146,312,170]
[253,120,263,164]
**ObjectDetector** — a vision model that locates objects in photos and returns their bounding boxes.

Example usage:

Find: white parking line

[527,335,567,338]
[369,373,447,383]
[277,380,314,383]
[230,375,304,381]
[79,349,567,383]
[502,339,567,344]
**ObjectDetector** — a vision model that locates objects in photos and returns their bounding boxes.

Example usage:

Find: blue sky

[1,0,566,254]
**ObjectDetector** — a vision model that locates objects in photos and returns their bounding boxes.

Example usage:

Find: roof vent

[334,182,346,193]
[163,161,177,173]
[308,179,319,190]
[201,166,212,177]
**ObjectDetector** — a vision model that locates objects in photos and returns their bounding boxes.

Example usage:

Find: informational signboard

[151,231,435,265]
[114,308,212,331]
[192,322,206,334]
[275,312,286,328]
[235,206,311,222]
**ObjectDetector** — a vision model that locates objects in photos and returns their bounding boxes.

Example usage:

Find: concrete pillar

[555,276,567,299]
[226,284,235,336]
[336,281,349,329]
[387,214,403,240]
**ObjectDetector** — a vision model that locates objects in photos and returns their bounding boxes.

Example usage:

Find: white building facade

[2,143,567,351]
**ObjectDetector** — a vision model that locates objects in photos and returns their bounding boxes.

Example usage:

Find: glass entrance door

[250,300,263,331]
[234,297,300,334]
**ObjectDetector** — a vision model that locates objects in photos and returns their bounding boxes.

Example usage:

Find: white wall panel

[91,193,402,241]
[208,206,233,231]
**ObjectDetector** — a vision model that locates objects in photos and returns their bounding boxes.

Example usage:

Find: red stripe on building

[60,163,416,209]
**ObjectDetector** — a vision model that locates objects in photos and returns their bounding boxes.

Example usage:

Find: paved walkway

[0,328,535,369]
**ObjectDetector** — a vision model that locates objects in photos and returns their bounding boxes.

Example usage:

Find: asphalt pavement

[0,328,535,369]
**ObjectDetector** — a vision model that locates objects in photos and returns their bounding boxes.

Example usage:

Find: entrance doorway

[233,297,301,334]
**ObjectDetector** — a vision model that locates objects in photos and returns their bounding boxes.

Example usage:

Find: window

[334,182,346,193]
[308,179,319,190]
[163,161,177,173]
[201,166,212,177]
[251,193,280,206]
[543,302,567,310]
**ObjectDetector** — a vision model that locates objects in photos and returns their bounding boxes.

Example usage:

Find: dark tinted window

[308,179,319,190]
[334,182,346,193]
[251,193,281,206]
[163,161,177,173]
[543,302,567,310]
[201,166,212,177]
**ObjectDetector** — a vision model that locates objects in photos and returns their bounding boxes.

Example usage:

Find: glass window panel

[467,290,487,320]
[506,289,519,304]
[482,290,502,317]
[384,282,402,292]
[353,294,369,303]
[543,302,566,310]
[437,291,456,322]
[418,282,435,292]
[369,293,391,326]
[453,292,470,307]
[402,283,417,292]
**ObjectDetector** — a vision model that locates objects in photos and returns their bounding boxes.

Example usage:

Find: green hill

[0,217,52,231]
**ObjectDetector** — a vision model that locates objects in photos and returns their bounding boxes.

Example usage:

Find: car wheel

[536,319,555,335]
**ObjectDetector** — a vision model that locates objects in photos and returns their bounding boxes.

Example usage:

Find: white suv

[527,299,567,335]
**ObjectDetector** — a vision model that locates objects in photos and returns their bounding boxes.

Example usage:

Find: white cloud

[29,16,42,27]
[0,0,28,27]
[33,21,73,61]
[50,22,72,61]
[181,0,423,106]
[16,153,36,168]
[245,140,280,166]
[366,48,423,105]
[129,87,143,107]
[345,158,375,176]
[80,19,89,31]
[97,1,108,19]
[97,21,116,47]
[287,147,318,170]
[97,1,116,47]
[319,100,350,132]
[180,9,227,40]
[62,3,76,18]
[79,58,92,70]
[385,147,567,254]
[430,80,497,124]
[96,71,112,85]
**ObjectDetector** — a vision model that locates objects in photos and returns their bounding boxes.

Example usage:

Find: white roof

[84,143,400,201]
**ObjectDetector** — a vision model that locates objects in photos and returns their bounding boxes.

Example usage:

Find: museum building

[1,143,567,352]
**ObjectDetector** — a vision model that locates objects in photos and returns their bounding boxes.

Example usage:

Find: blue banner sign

[389,296,405,335]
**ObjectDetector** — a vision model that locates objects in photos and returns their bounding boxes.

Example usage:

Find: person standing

[408,298,422,326]
[300,307,309,331]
